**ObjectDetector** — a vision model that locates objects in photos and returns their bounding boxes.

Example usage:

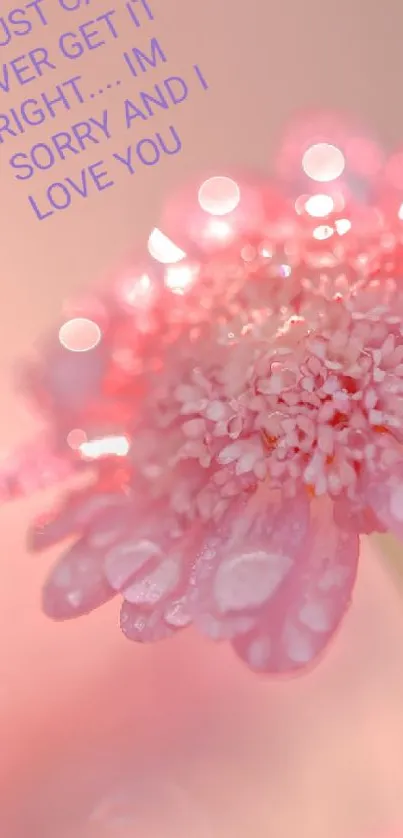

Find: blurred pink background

[2,0,403,835]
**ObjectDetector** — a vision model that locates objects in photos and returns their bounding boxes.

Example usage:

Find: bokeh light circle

[302,143,345,183]
[67,428,87,450]
[198,177,241,216]
[148,228,186,264]
[335,218,352,235]
[313,225,334,241]
[80,435,130,460]
[59,318,102,353]
[119,272,156,308]
[203,218,234,241]
[164,264,199,295]
[305,194,334,218]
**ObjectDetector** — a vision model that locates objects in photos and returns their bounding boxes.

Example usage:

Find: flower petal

[365,467,403,540]
[104,538,163,592]
[232,501,359,675]
[120,601,178,642]
[123,557,181,606]
[29,492,132,552]
[333,492,384,535]
[103,505,196,612]
[189,489,310,639]
[42,539,115,620]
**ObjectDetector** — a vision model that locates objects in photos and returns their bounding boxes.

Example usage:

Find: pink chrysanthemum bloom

[13,165,403,676]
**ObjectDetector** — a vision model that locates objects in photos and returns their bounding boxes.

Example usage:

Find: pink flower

[25,223,403,678]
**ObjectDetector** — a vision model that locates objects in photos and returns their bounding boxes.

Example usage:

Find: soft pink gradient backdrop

[2,0,403,835]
